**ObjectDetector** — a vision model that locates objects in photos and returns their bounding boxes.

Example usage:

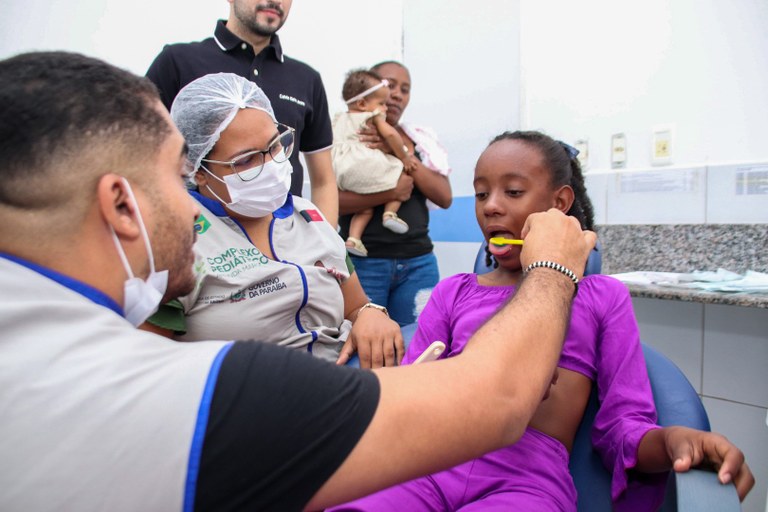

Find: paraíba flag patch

[300,209,323,222]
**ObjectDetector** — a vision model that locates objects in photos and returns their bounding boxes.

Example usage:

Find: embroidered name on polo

[279,93,306,107]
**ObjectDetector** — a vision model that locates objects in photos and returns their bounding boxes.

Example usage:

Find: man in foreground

[0,51,602,511]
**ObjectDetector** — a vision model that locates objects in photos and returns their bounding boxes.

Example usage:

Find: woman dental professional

[144,73,403,368]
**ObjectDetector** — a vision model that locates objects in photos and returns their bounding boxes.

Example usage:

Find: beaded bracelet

[523,260,579,292]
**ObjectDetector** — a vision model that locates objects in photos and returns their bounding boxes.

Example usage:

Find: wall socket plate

[574,139,589,171]
[611,133,627,168]
[651,124,674,165]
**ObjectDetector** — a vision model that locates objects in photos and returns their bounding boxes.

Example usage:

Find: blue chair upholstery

[569,344,738,511]
[474,239,603,276]
[399,324,739,511]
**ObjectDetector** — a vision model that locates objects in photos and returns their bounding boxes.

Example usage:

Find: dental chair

[348,240,740,510]
[397,324,740,511]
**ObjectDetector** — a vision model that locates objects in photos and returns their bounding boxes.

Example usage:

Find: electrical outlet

[574,139,589,171]
[611,133,627,169]
[652,124,674,165]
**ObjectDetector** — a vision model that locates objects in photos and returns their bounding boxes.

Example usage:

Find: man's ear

[553,185,575,214]
[96,174,142,240]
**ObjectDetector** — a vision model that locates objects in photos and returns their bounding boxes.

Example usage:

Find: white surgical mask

[110,178,169,326]
[202,157,292,218]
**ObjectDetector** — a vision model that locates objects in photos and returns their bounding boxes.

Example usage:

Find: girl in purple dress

[329,131,753,511]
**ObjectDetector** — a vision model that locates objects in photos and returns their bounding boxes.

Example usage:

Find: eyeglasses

[201,123,295,181]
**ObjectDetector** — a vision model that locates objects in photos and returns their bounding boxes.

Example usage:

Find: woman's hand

[337,307,404,369]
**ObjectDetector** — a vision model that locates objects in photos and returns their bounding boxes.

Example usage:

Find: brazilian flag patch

[194,214,211,235]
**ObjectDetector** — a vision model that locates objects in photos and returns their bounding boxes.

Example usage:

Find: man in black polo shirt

[146,0,339,225]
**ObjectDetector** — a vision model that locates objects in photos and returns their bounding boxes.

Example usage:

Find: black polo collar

[212,19,284,62]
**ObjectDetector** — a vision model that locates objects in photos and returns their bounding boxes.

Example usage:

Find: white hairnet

[170,72,277,178]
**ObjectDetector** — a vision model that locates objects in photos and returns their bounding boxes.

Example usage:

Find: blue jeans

[350,252,440,327]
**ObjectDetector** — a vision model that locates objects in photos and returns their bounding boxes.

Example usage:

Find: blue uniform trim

[183,341,234,512]
[190,190,294,248]
[273,194,294,219]
[0,252,124,317]
[291,263,310,335]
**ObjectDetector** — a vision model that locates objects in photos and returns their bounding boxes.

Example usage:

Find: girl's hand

[663,426,755,501]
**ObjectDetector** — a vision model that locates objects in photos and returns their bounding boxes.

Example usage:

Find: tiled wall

[584,162,768,226]
[577,162,768,276]
[634,299,768,512]
[597,224,767,275]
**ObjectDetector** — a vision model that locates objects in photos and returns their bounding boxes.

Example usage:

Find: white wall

[521,0,768,171]
[0,1,403,100]
[0,0,227,74]
[402,0,521,198]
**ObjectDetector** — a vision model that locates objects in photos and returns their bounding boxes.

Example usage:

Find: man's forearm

[308,209,595,509]
[459,268,574,436]
[310,269,577,509]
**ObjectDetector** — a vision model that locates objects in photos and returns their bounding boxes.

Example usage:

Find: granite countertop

[623,283,768,309]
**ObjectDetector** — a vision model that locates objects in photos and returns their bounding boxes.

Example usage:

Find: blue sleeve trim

[183,342,235,512]
[0,252,124,316]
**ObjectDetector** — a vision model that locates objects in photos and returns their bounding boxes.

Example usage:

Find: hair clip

[558,141,580,159]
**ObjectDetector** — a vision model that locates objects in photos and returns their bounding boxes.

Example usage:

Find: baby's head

[342,68,389,113]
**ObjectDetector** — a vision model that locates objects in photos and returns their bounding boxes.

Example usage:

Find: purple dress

[330,274,666,512]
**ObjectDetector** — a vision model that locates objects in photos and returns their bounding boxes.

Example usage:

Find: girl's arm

[590,277,753,503]
[635,426,754,500]
[372,114,410,161]
[338,174,414,215]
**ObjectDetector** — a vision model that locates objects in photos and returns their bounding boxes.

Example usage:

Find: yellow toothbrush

[489,237,524,246]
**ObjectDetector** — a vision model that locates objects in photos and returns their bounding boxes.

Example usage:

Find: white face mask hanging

[110,178,169,326]
[202,157,293,218]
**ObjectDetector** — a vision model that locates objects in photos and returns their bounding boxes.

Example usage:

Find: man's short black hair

[0,51,169,206]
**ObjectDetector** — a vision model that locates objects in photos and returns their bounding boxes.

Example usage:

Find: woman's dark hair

[341,68,384,102]
[483,130,595,268]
